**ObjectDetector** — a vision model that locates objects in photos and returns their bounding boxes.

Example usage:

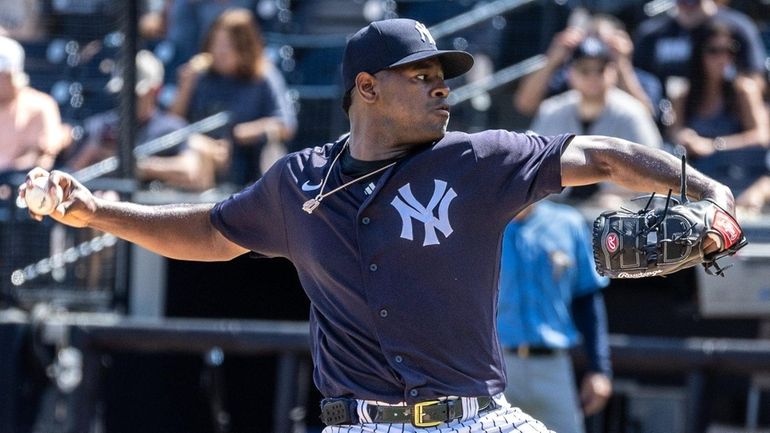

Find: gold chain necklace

[302,140,398,214]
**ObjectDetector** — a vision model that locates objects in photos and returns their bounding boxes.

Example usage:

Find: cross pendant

[302,198,321,214]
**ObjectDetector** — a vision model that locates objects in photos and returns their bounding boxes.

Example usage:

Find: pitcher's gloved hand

[593,197,747,278]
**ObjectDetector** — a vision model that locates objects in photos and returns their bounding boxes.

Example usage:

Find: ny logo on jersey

[414,21,436,46]
[390,179,456,246]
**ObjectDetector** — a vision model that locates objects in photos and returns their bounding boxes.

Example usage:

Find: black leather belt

[320,396,493,427]
[510,345,557,357]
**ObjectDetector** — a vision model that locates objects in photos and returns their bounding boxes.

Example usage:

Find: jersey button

[379,309,388,318]
[394,355,403,363]
[361,217,370,225]
[369,264,378,272]
[409,389,419,397]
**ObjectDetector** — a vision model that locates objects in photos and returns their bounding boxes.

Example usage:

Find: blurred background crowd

[1,1,770,433]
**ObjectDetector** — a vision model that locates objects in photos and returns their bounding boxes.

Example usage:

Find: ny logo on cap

[415,21,436,46]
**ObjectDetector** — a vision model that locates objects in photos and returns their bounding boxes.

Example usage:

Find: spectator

[170,8,296,187]
[528,35,663,205]
[498,200,611,433]
[633,0,766,97]
[668,20,770,195]
[514,12,662,118]
[0,36,65,174]
[65,50,222,191]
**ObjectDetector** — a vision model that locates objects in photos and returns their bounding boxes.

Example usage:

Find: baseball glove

[592,155,750,278]
[593,194,746,278]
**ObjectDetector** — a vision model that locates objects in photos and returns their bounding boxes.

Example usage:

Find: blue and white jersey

[210,129,570,403]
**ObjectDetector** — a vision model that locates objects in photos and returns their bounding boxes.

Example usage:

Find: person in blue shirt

[498,200,612,433]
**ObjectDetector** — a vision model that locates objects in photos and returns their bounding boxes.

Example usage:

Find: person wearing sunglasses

[634,0,766,99]
[669,20,770,196]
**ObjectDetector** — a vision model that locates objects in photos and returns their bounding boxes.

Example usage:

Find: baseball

[24,177,63,215]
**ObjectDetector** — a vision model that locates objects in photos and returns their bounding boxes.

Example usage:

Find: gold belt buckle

[413,400,442,427]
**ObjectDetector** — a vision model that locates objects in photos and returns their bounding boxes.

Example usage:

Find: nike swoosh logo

[301,181,322,191]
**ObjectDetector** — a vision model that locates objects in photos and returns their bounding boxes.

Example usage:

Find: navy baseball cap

[342,18,474,92]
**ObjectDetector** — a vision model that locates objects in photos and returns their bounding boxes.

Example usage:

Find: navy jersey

[210,129,570,403]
